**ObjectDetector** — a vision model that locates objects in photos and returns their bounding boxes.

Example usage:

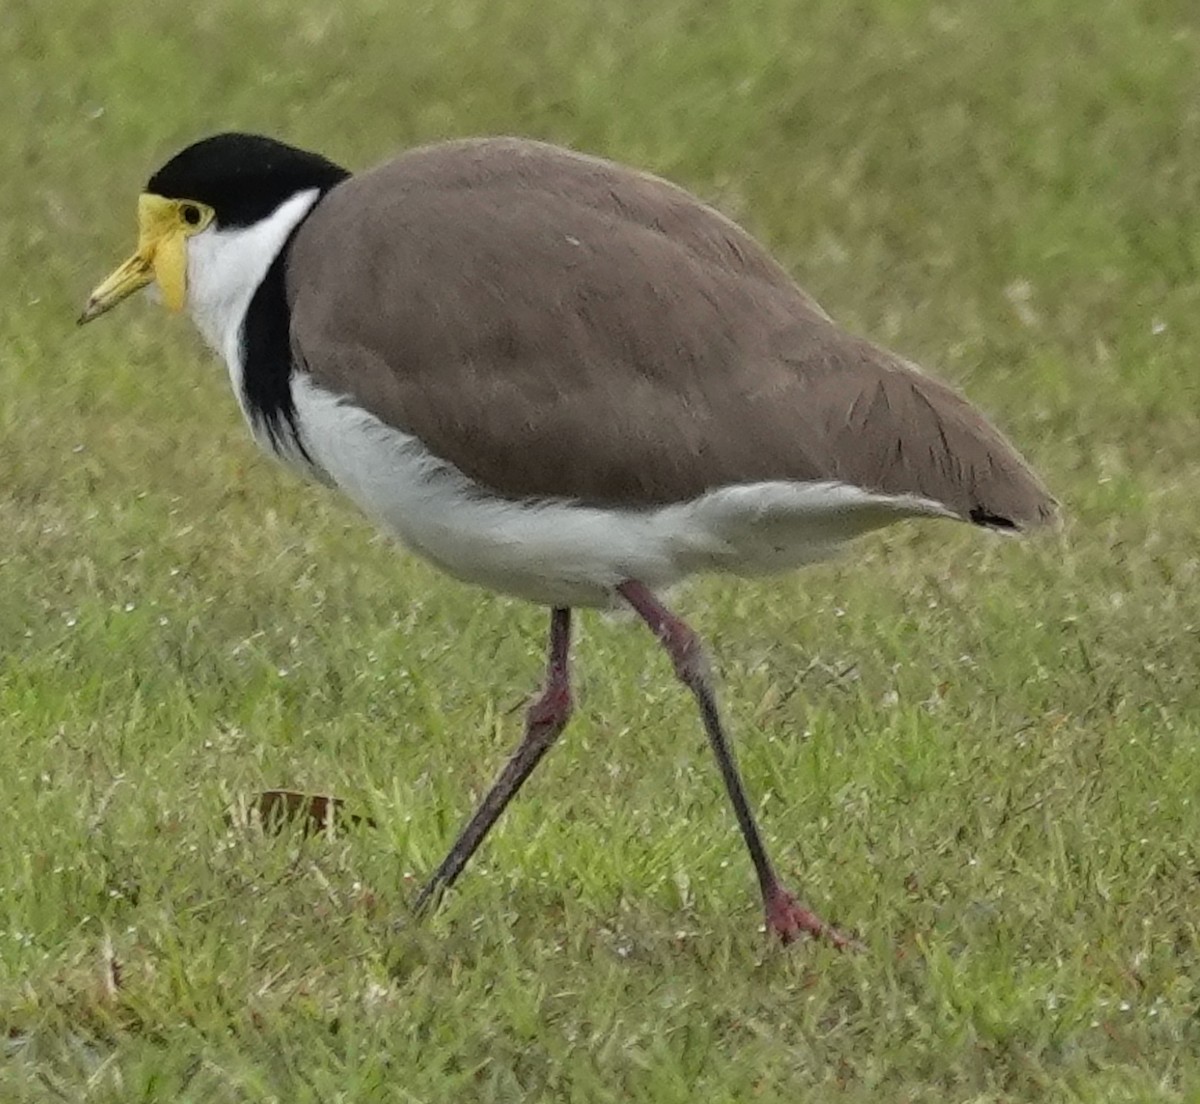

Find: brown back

[287,138,1057,530]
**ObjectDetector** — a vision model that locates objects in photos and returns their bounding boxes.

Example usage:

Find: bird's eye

[181,204,202,227]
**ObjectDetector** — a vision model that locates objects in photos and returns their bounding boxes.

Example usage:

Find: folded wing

[286,138,1057,531]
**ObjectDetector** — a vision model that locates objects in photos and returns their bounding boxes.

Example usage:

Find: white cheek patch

[184,189,321,373]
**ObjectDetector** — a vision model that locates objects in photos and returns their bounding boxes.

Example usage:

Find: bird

[79,133,1057,948]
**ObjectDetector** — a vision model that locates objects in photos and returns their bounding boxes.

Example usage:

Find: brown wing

[286,138,1057,530]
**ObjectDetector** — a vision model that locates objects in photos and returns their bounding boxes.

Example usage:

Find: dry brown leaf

[231,790,378,835]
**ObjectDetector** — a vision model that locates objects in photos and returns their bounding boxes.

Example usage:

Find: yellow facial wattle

[78,194,214,324]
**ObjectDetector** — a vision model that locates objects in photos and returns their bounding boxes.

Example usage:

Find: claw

[764,886,864,951]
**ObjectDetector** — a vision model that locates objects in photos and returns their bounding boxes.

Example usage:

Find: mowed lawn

[3,0,1200,1099]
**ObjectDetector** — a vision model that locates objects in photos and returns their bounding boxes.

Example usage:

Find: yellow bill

[78,194,213,324]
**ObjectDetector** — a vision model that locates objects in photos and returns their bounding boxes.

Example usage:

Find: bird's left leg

[414,606,573,913]
[617,580,858,949]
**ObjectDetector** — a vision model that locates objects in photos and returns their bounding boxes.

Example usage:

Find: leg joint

[526,678,573,738]
[670,630,711,690]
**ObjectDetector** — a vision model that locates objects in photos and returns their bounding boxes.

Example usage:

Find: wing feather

[286,138,1057,530]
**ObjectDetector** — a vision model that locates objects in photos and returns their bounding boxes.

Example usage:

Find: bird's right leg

[414,606,573,913]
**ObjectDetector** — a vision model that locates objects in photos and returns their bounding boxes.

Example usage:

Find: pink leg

[415,607,573,913]
[618,581,859,950]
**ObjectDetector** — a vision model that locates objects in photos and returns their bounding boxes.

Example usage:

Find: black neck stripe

[240,222,312,463]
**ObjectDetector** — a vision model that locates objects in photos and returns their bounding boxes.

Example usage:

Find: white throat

[184,188,321,385]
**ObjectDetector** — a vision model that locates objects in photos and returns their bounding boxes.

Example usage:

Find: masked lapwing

[80,133,1057,947]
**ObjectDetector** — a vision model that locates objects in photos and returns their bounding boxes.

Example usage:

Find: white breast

[289,374,953,608]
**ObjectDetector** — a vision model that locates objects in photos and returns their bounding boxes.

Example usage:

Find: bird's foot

[764,884,863,951]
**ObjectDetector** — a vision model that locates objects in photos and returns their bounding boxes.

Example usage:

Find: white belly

[288,374,953,608]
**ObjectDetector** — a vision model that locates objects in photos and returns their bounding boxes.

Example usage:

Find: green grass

[3,0,1200,1098]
